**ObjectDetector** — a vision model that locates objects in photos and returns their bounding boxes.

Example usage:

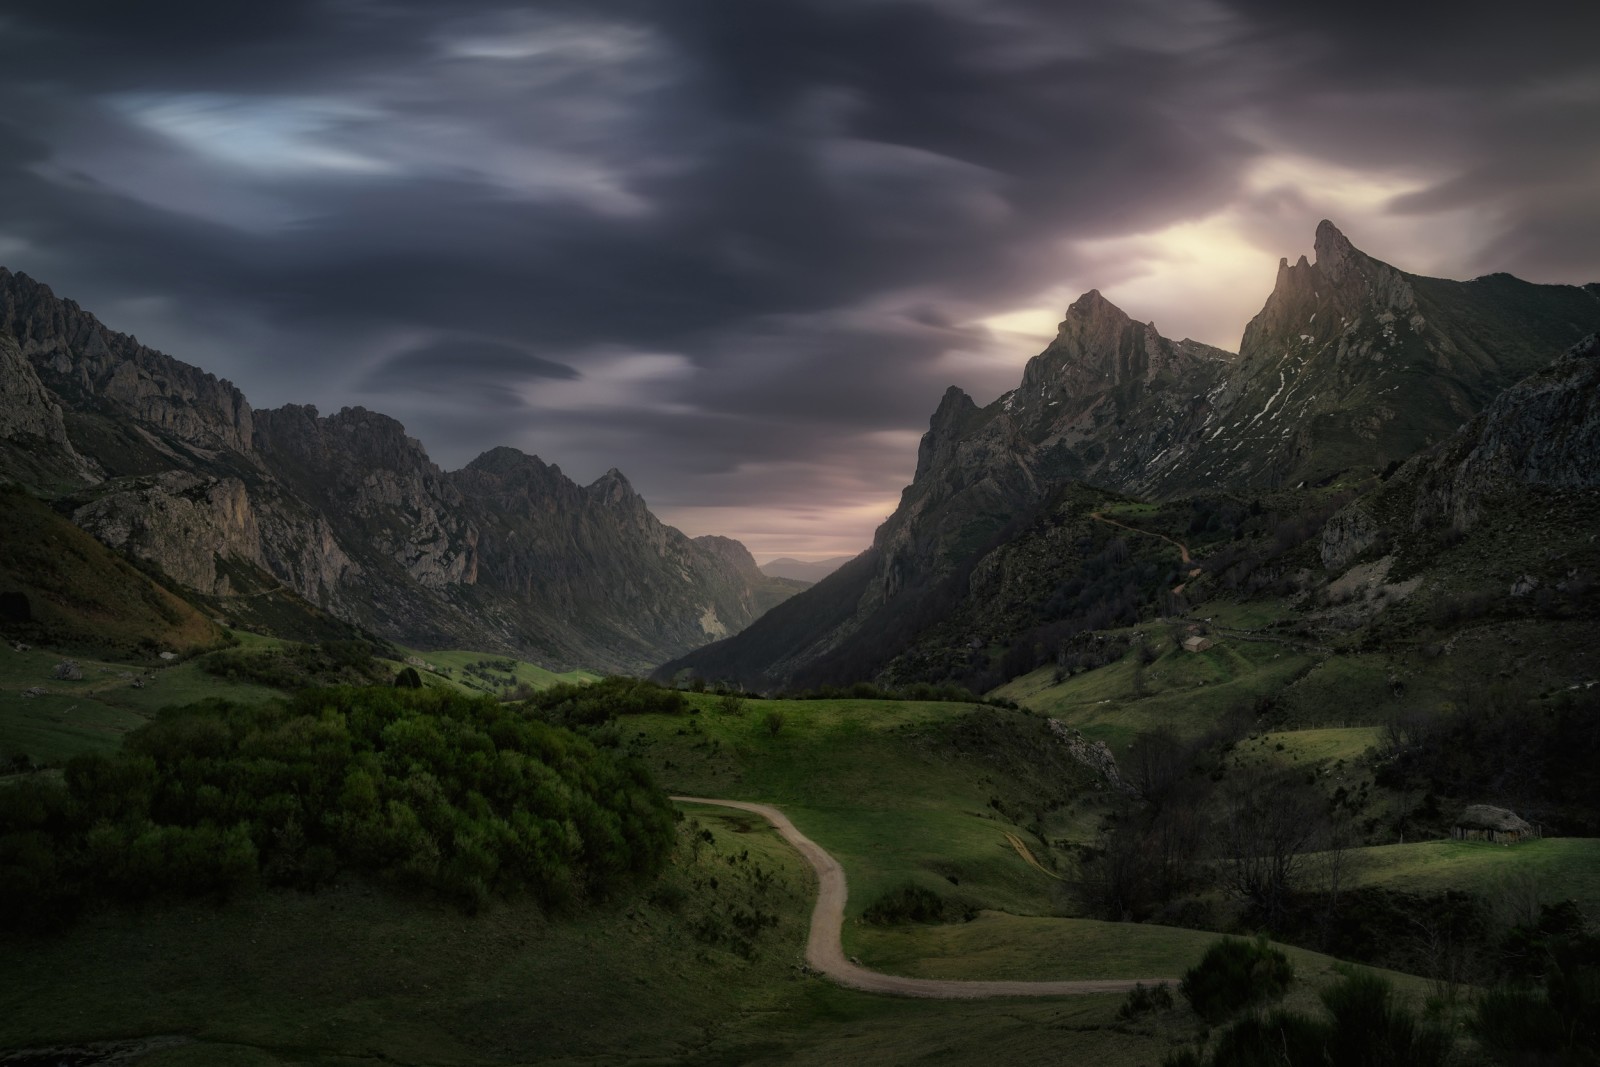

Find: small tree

[1180,936,1294,1023]
[1216,765,1324,922]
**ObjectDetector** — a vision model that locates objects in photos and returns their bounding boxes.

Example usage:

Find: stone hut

[1182,635,1214,653]
[1452,805,1538,845]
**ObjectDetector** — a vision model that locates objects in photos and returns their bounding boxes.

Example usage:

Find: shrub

[763,710,785,736]
[524,676,687,728]
[1166,971,1449,1067]
[1180,936,1295,1023]
[1118,981,1174,1019]
[862,883,975,925]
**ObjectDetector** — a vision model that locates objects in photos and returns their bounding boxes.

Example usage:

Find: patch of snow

[1246,370,1288,427]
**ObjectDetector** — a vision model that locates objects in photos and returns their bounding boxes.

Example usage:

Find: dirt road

[1088,511,1202,593]
[673,796,1177,998]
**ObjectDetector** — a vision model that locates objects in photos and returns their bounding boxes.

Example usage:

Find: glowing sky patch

[2,1,1596,561]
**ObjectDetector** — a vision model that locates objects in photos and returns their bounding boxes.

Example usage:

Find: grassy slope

[636,696,1070,926]
[2,684,1477,1066]
[1346,838,1600,903]
[0,636,594,766]
[631,695,1449,1000]
[0,488,225,657]
[401,647,598,697]
[0,802,1194,1067]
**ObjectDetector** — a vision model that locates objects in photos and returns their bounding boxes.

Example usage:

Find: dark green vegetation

[524,674,689,727]
[198,640,394,690]
[1179,936,1295,1023]
[1166,969,1450,1067]
[0,687,675,927]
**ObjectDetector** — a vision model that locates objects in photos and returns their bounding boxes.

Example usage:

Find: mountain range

[0,268,801,672]
[759,557,853,583]
[661,222,1600,690]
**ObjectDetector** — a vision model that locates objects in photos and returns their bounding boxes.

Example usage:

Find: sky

[2,1,1598,560]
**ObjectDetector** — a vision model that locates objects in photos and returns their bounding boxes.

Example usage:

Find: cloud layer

[3,0,1597,557]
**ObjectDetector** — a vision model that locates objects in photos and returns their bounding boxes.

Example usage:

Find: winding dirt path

[673,796,1176,998]
[1089,511,1202,593]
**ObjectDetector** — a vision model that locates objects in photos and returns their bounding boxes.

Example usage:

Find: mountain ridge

[661,222,1600,690]
[0,268,796,672]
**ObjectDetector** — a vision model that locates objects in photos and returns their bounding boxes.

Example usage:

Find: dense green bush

[199,640,391,690]
[0,687,676,928]
[1179,936,1295,1023]
[524,676,687,728]
[862,883,975,925]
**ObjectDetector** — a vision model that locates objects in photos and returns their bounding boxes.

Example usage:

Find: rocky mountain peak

[587,467,641,507]
[1313,218,1360,283]
[464,445,551,477]
[1065,288,1128,324]
[915,387,981,482]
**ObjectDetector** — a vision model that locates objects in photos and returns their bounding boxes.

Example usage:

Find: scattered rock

[51,660,84,681]
[23,686,46,697]
[1047,720,1136,795]
[158,651,177,661]
[1510,575,1539,598]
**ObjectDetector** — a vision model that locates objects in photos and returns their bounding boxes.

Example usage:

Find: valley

[4,219,1600,1066]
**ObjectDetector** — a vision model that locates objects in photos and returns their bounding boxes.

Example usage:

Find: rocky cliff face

[666,222,1600,690]
[1334,332,1600,554]
[0,269,793,672]
[0,268,255,458]
[1151,221,1600,493]
[0,332,95,488]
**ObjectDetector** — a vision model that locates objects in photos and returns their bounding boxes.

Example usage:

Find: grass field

[0,644,283,764]
[995,632,1317,751]
[0,804,1194,1067]
[852,911,1430,1001]
[634,696,1076,926]
[1344,837,1600,909]
[2,637,1563,1065]
[400,647,598,697]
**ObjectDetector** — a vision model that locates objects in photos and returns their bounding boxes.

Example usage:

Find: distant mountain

[0,268,799,672]
[662,222,1600,690]
[759,556,854,583]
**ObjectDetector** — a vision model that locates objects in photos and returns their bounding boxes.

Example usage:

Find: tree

[1216,765,1323,922]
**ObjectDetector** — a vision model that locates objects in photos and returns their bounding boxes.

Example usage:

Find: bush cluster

[523,676,688,728]
[1179,936,1295,1023]
[862,883,976,925]
[0,687,676,928]
[1166,970,1449,1067]
[199,640,391,690]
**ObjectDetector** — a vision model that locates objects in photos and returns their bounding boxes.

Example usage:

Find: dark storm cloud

[1,0,1598,555]
[361,339,578,393]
